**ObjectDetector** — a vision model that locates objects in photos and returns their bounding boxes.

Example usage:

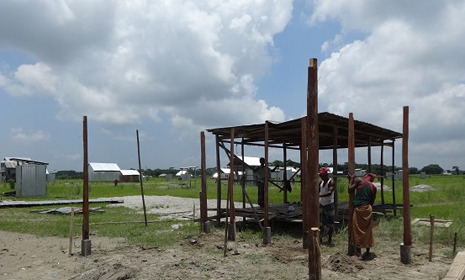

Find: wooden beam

[264,122,269,228]
[332,124,339,218]
[200,131,208,226]
[307,58,320,280]
[402,106,412,246]
[215,135,222,226]
[347,113,356,256]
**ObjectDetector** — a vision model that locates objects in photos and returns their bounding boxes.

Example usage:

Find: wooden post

[228,128,236,241]
[392,140,396,216]
[429,215,435,262]
[311,227,322,280]
[307,58,320,280]
[81,116,91,256]
[380,142,385,206]
[401,106,412,264]
[200,131,209,232]
[347,113,356,256]
[283,145,288,203]
[136,130,148,227]
[368,135,372,173]
[332,124,338,218]
[263,122,271,245]
[301,118,309,249]
[241,141,246,223]
[69,207,75,256]
[216,136,222,226]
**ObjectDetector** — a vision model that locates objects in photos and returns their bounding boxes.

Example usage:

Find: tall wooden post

[380,142,385,206]
[368,135,372,173]
[228,129,236,241]
[301,118,309,249]
[392,140,396,216]
[136,130,148,227]
[200,131,209,232]
[307,58,320,280]
[332,125,338,218]
[347,113,356,256]
[283,146,288,203]
[241,141,246,222]
[81,116,91,256]
[263,122,272,245]
[400,106,412,264]
[215,136,222,226]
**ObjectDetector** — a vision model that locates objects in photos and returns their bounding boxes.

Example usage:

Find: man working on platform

[348,173,377,260]
[319,167,336,245]
[254,157,277,208]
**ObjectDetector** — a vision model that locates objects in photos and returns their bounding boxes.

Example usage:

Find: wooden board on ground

[443,251,465,280]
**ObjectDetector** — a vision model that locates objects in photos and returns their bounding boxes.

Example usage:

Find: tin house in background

[1,157,49,197]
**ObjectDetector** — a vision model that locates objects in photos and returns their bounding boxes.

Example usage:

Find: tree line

[54,163,460,180]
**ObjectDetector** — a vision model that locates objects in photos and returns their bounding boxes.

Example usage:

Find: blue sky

[1,0,464,172]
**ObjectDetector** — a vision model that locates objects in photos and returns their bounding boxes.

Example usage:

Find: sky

[1,0,464,172]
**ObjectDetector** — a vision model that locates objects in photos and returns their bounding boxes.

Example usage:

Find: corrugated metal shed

[119,169,140,182]
[89,162,121,182]
[15,164,47,197]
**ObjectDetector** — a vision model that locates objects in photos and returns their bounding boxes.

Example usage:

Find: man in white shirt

[319,166,336,245]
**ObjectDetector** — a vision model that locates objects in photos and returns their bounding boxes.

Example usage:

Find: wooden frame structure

[199,58,411,278]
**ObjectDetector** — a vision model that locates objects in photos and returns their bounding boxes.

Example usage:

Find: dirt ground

[0,228,453,280]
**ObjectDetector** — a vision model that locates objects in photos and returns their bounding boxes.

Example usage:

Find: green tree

[452,166,460,175]
[421,164,444,175]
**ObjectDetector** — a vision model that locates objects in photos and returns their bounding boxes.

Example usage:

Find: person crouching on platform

[319,167,335,245]
[348,173,377,260]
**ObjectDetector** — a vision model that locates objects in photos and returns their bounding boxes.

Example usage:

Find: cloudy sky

[1,0,464,172]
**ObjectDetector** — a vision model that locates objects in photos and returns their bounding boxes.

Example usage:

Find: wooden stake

[136,130,148,227]
[429,214,435,261]
[69,207,75,256]
[453,232,458,255]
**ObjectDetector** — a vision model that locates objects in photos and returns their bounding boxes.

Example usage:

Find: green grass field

[1,175,464,251]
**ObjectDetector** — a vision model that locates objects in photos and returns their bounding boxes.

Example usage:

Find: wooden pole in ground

[301,118,309,249]
[283,145,288,203]
[136,130,148,227]
[311,227,322,280]
[368,135,372,173]
[81,116,91,256]
[216,136,222,226]
[200,131,209,232]
[380,142,385,206]
[241,140,246,223]
[69,207,75,256]
[453,233,458,255]
[392,140,396,216]
[401,106,412,264]
[307,58,320,280]
[429,214,435,262]
[332,124,338,219]
[263,122,272,245]
[228,128,236,241]
[347,113,356,256]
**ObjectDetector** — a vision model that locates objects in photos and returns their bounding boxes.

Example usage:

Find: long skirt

[351,204,374,248]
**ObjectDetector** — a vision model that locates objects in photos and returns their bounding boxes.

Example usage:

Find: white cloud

[0,0,292,131]
[311,0,465,167]
[11,127,50,143]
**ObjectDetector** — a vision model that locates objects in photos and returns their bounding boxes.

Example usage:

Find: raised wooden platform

[207,201,408,224]
[443,251,465,280]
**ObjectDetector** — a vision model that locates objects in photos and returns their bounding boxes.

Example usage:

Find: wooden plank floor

[443,251,465,280]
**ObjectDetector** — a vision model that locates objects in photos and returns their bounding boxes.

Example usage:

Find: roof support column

[301,118,308,249]
[392,140,396,216]
[332,124,338,219]
[307,58,321,280]
[263,121,271,245]
[81,116,91,256]
[401,106,412,264]
[380,142,385,206]
[283,145,288,203]
[215,136,222,226]
[347,113,356,256]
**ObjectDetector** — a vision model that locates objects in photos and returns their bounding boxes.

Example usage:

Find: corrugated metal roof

[89,162,121,172]
[120,170,140,176]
